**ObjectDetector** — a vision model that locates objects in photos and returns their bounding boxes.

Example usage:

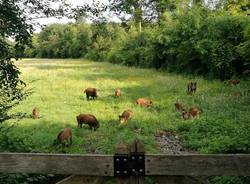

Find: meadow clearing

[6,58,250,154]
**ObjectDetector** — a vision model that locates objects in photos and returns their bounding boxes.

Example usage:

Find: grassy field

[6,58,250,154]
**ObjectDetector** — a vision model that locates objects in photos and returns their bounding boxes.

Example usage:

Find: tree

[108,0,192,29]
[0,0,98,121]
[213,0,250,14]
[0,0,34,121]
[109,0,143,31]
[224,0,250,15]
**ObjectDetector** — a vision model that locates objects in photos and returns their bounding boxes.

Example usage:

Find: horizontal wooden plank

[1,153,250,176]
[0,153,113,176]
[145,154,250,176]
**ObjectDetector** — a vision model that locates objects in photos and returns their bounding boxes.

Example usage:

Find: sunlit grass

[6,58,250,154]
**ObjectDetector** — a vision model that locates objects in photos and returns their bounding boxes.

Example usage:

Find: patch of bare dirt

[155,130,193,154]
[155,131,211,184]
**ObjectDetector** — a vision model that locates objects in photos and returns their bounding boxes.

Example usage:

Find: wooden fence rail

[1,140,250,184]
[1,153,250,176]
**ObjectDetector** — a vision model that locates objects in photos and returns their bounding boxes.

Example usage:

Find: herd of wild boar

[31,79,240,147]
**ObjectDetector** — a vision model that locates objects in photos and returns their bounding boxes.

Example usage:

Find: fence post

[115,139,145,184]
[115,143,130,184]
[129,139,145,184]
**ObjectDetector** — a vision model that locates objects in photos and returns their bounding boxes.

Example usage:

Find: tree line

[23,1,250,80]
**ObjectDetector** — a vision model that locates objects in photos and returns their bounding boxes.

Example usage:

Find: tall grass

[5,58,250,154]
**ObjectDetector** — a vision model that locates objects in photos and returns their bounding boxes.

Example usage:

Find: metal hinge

[114,152,145,176]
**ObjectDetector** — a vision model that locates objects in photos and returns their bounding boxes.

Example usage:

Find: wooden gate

[0,140,250,184]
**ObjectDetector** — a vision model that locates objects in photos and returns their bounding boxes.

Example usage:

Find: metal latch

[114,152,145,176]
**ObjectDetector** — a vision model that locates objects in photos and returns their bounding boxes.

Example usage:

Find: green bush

[30,23,92,58]
[211,176,250,184]
[108,26,156,67]
[23,8,250,80]
[85,23,125,61]
[154,8,250,79]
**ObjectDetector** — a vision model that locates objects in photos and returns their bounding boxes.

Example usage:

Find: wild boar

[115,89,121,97]
[119,109,133,124]
[84,88,99,100]
[54,128,72,147]
[76,114,100,131]
[182,110,191,120]
[175,102,185,111]
[189,107,202,118]
[32,107,39,119]
[228,79,240,86]
[136,98,153,108]
[187,82,197,94]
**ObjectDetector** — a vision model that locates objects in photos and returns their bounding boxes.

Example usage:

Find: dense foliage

[0,0,32,122]
[25,7,250,80]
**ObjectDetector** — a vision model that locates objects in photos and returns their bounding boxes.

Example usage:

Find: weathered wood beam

[146,154,250,176]
[0,153,113,176]
[0,153,250,176]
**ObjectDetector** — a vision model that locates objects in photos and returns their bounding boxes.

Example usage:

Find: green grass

[5,58,250,154]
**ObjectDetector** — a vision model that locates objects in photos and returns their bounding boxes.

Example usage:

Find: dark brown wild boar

[115,89,121,97]
[228,79,240,86]
[54,128,72,146]
[136,98,153,108]
[187,82,197,94]
[84,88,98,100]
[32,107,39,119]
[119,110,133,125]
[76,114,100,131]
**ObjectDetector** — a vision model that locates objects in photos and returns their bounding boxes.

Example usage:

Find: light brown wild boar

[76,114,100,131]
[32,107,39,119]
[175,102,185,111]
[136,98,153,108]
[119,110,133,124]
[115,89,121,97]
[54,128,72,146]
[189,107,202,118]
[84,88,99,100]
[182,110,191,120]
